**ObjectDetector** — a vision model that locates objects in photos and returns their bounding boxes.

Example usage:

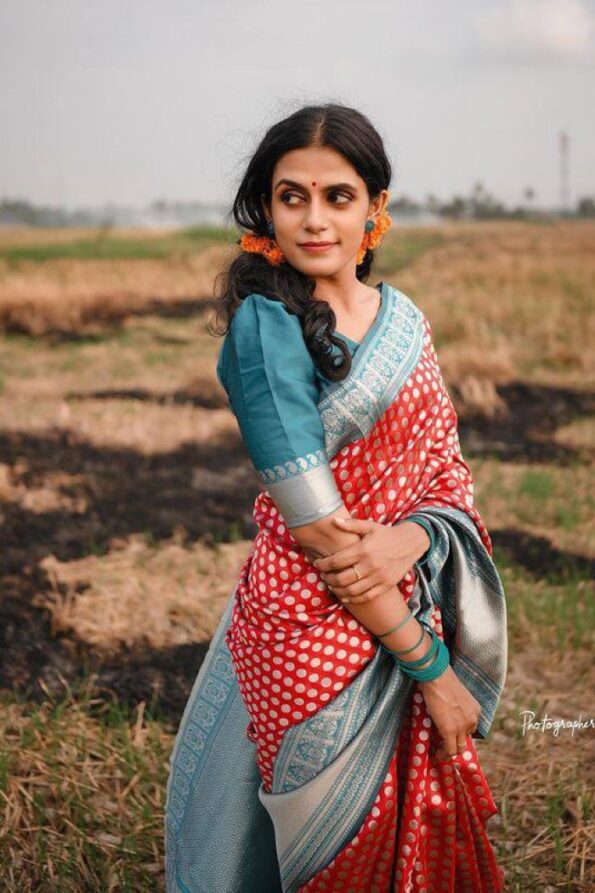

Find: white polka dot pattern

[224,316,504,892]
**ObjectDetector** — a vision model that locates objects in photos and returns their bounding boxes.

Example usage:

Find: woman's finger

[324,575,376,600]
[313,545,365,573]
[325,567,403,599]
[340,583,394,605]
[435,742,455,762]
[326,564,372,588]
[441,732,458,762]
[323,569,384,598]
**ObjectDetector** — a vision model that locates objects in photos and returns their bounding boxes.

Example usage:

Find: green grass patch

[518,469,555,501]
[0,314,215,387]
[495,551,594,651]
[374,230,445,275]
[0,224,237,264]
[0,689,172,892]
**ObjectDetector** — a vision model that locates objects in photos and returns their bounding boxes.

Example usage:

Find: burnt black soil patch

[457,380,594,464]
[1,378,593,720]
[0,426,258,720]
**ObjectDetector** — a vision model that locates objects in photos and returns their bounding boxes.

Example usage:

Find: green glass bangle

[380,626,451,682]
[375,610,413,639]
[401,639,450,682]
[399,629,439,669]
[396,642,438,676]
[380,624,434,664]
[389,623,425,655]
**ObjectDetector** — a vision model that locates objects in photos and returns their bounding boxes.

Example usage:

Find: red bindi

[312,181,316,186]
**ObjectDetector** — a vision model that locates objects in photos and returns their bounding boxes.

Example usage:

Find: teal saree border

[164,581,282,893]
[318,284,427,457]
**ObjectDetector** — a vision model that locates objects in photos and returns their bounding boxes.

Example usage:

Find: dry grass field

[0,220,593,891]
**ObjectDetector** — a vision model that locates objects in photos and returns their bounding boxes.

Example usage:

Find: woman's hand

[312,515,431,606]
[419,666,482,760]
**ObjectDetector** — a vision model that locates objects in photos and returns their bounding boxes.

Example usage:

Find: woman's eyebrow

[274,178,357,192]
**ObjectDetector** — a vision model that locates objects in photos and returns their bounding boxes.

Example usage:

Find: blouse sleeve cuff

[265,463,344,529]
[402,513,437,566]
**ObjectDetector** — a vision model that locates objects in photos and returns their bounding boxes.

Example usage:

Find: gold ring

[352,564,362,582]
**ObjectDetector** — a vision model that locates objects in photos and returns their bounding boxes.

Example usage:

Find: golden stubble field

[0,220,593,891]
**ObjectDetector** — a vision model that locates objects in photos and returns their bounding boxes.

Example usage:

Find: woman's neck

[312,278,382,344]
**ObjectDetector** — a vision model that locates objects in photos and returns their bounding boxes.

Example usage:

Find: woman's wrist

[417,663,453,687]
[383,626,434,665]
[370,597,430,658]
[406,629,436,667]
[398,519,432,563]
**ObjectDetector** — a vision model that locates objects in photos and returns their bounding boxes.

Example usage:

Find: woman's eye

[281,191,352,205]
[329,192,352,204]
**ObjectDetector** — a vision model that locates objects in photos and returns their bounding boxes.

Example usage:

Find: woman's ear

[368,188,390,218]
[260,192,271,222]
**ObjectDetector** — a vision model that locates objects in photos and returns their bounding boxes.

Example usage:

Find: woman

[165,103,508,893]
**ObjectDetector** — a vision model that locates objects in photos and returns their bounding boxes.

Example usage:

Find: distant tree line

[1,187,594,228]
[389,181,595,221]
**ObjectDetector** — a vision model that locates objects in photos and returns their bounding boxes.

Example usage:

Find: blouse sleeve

[403,513,437,566]
[216,293,344,528]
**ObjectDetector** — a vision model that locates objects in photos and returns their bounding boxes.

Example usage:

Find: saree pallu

[165,288,508,892]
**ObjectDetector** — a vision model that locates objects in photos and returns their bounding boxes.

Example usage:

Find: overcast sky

[1,0,593,211]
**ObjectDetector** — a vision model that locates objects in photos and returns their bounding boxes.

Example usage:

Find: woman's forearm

[342,587,433,662]
[290,508,434,666]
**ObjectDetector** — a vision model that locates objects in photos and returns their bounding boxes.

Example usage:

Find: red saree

[224,293,507,892]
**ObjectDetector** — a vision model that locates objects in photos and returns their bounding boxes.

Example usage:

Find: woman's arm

[290,506,435,664]
[291,507,482,754]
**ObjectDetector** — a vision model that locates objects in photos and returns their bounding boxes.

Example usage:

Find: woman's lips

[299,243,337,252]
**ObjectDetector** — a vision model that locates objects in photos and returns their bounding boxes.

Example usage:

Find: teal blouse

[216,294,350,480]
[216,293,345,528]
[216,292,435,562]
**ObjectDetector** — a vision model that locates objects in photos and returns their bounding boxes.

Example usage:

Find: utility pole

[559,130,570,215]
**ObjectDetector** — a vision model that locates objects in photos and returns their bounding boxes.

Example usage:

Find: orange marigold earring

[357,204,393,265]
[237,219,285,267]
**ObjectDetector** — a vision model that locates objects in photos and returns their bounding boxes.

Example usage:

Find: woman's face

[263,146,388,277]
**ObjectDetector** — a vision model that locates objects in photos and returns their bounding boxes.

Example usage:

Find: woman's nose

[303,200,327,230]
